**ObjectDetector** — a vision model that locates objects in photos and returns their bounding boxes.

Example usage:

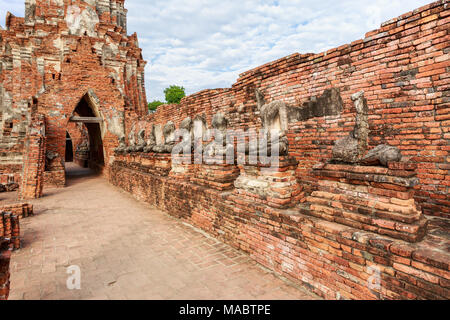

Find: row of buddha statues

[115,89,291,158]
[115,89,402,168]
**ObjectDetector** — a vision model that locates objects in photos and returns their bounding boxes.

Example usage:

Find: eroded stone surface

[153,121,176,153]
[143,125,156,153]
[332,91,369,164]
[204,113,234,161]
[135,129,147,152]
[248,89,289,157]
[362,144,403,167]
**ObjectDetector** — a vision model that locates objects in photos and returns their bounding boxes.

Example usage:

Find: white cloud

[0,0,432,101]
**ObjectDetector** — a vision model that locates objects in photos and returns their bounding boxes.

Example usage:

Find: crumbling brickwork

[307,162,428,243]
[0,210,22,300]
[0,244,11,300]
[19,113,46,200]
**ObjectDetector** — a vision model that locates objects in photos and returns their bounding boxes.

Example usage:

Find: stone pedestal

[234,156,303,209]
[115,153,172,177]
[304,162,427,242]
[191,163,240,191]
[170,154,195,180]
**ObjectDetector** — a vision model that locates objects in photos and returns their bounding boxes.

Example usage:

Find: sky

[0,0,432,102]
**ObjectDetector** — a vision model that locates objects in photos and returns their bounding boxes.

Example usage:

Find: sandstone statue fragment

[332,91,369,163]
[205,113,234,161]
[332,91,402,167]
[153,121,176,153]
[143,125,156,153]
[248,89,289,156]
[361,144,402,166]
[126,128,136,153]
[134,129,147,152]
[115,136,127,154]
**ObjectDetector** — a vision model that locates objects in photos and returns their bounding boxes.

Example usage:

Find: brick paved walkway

[9,163,318,300]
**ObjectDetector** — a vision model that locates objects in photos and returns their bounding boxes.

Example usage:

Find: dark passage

[65,132,73,162]
[73,94,105,171]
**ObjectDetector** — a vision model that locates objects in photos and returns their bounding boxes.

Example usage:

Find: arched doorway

[68,92,105,173]
[65,132,74,162]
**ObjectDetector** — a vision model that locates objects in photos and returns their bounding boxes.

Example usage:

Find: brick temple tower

[0,0,147,191]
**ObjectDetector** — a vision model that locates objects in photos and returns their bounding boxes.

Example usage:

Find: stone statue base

[190,162,240,191]
[169,154,195,180]
[304,162,427,243]
[115,153,172,177]
[233,156,304,209]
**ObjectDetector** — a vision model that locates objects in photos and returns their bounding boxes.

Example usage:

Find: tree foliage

[164,85,186,104]
[147,85,186,112]
[148,100,164,111]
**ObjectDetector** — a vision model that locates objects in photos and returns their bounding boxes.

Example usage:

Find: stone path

[9,163,318,300]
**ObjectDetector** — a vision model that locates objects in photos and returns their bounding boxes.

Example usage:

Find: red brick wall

[128,0,449,218]
[0,210,20,300]
[0,165,22,186]
[0,139,25,186]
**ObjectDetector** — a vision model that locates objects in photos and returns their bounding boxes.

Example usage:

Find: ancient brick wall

[0,204,33,220]
[0,211,21,251]
[127,0,449,218]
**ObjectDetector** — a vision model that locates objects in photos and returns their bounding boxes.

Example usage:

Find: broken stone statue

[248,88,289,156]
[178,117,194,152]
[204,112,234,162]
[332,91,402,167]
[134,129,147,152]
[76,140,90,158]
[361,144,402,166]
[115,136,127,154]
[143,125,157,153]
[153,121,176,153]
[126,128,136,153]
[332,91,369,164]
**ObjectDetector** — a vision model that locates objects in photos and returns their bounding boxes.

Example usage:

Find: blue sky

[0,0,431,102]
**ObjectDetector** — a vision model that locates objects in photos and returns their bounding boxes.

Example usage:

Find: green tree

[164,85,186,104]
[148,100,164,111]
